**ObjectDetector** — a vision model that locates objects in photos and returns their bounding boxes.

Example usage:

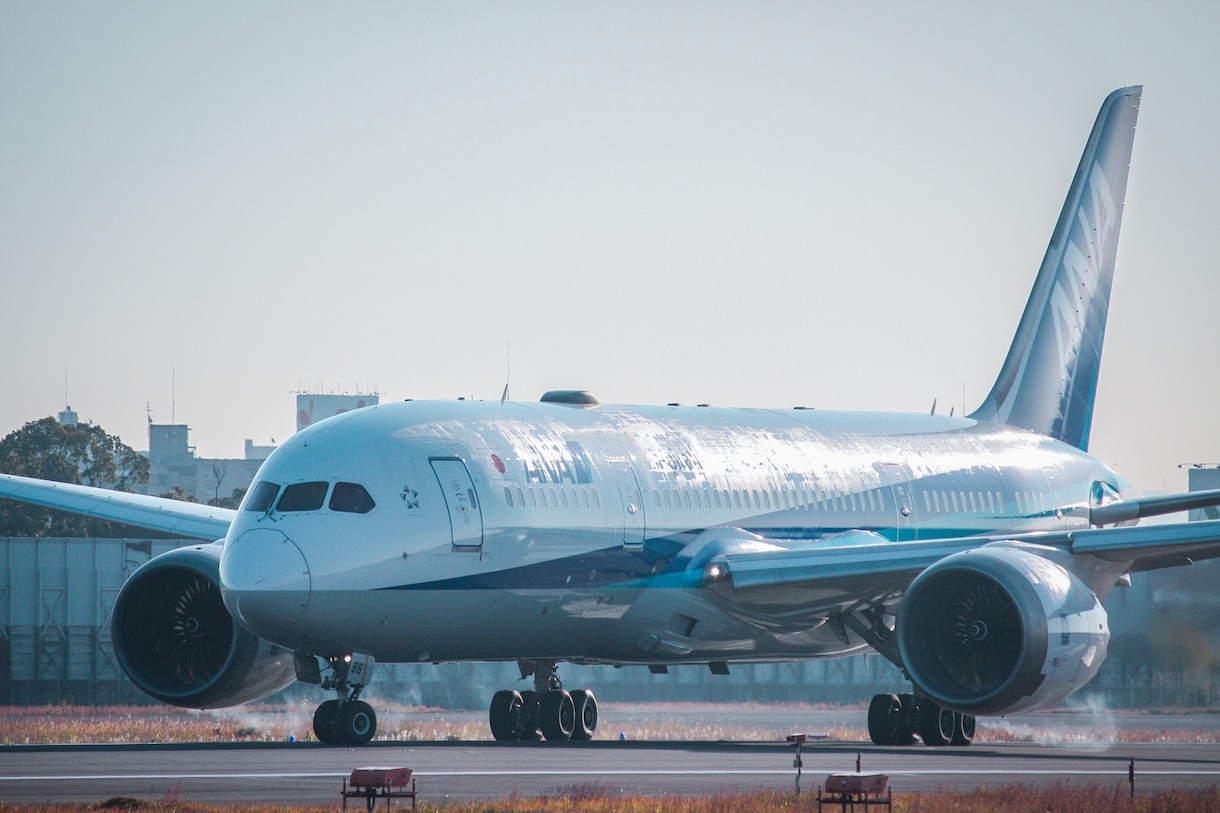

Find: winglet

[970,86,1142,451]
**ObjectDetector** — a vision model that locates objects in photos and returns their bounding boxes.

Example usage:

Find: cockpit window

[330,482,376,514]
[243,480,281,512]
[276,481,329,512]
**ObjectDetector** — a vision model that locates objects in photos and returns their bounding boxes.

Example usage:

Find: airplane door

[430,458,484,549]
[877,463,917,541]
[610,461,646,549]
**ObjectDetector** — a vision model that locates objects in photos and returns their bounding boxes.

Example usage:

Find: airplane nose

[220,527,311,633]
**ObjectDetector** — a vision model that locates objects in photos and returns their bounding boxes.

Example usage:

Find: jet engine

[895,543,1109,716]
[111,543,297,708]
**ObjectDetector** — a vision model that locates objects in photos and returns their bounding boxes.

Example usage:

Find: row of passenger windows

[503,486,601,510]
[496,480,1055,517]
[244,480,376,515]
[652,486,888,513]
[920,490,1048,515]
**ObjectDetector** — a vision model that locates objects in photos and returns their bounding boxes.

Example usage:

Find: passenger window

[244,480,280,512]
[504,487,514,508]
[330,482,376,514]
[277,481,328,512]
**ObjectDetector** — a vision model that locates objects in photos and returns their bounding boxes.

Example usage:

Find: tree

[0,416,151,537]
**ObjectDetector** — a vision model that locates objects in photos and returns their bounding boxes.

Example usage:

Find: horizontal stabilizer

[0,473,234,540]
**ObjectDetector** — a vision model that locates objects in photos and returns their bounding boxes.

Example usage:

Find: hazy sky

[2,2,1217,494]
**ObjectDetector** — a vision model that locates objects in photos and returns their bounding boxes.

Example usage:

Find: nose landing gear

[489,661,598,742]
[305,653,379,745]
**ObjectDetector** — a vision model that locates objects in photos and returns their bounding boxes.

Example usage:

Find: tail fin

[970,86,1142,451]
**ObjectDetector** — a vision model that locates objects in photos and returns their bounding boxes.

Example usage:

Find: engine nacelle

[111,542,297,708]
[896,543,1109,716]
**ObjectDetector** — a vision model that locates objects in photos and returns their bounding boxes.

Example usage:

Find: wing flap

[1066,518,1220,564]
[0,473,234,540]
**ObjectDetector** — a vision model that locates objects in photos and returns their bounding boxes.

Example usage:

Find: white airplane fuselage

[219,397,1129,668]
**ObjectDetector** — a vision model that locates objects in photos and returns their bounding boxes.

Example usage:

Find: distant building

[1186,464,1220,521]
[56,406,79,426]
[143,423,271,502]
[142,394,378,502]
[296,393,379,432]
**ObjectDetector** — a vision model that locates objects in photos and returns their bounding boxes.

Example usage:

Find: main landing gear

[307,653,379,745]
[489,661,598,742]
[867,692,975,746]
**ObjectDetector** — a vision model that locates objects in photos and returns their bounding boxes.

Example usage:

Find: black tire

[313,699,341,745]
[337,700,377,745]
[519,690,541,741]
[894,693,918,745]
[539,689,575,741]
[489,689,524,741]
[917,699,957,747]
[867,693,901,745]
[951,713,976,746]
[570,689,597,741]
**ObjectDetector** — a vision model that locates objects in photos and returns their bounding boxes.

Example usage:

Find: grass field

[1,785,1219,813]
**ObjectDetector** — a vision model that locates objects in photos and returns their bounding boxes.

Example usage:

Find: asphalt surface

[3,738,1220,806]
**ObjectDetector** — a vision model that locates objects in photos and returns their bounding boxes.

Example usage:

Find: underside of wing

[0,472,234,540]
[699,530,979,615]
[1066,519,1220,571]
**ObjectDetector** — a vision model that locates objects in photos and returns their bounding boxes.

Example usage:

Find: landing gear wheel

[867,693,901,745]
[917,699,957,746]
[313,699,341,745]
[490,689,525,741]
[539,689,575,741]
[570,689,598,741]
[337,700,377,745]
[894,693,918,745]
[519,690,541,740]
[951,713,976,746]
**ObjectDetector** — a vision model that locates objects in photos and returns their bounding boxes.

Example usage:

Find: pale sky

[2,2,1218,494]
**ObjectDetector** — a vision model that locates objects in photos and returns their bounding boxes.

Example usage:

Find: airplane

[5,85,1220,748]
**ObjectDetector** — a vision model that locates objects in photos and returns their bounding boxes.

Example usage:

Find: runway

[3,739,1220,806]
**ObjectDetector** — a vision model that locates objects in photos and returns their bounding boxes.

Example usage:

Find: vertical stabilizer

[970,86,1141,451]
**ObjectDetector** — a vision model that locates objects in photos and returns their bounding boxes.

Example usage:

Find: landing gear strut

[307,653,378,745]
[867,692,974,746]
[489,661,598,742]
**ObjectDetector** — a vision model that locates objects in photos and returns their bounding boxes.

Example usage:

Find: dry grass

[5,702,1220,745]
[1,785,1219,812]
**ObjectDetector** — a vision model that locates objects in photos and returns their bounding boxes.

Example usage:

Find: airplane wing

[701,493,1220,611]
[0,472,234,540]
